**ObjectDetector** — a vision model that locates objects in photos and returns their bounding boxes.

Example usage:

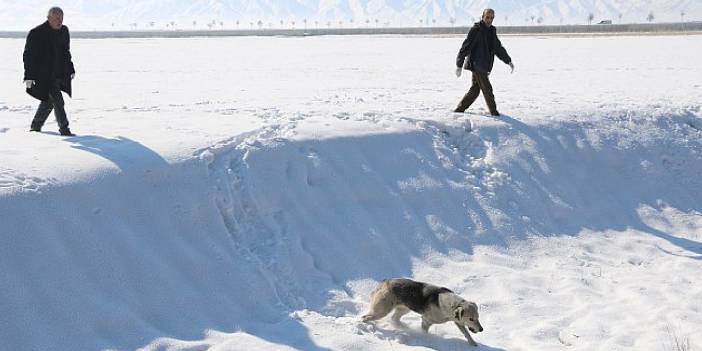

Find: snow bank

[2,108,701,350]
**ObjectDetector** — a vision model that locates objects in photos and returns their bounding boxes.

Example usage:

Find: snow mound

[1,107,701,350]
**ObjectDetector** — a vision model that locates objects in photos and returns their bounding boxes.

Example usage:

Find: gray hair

[48,7,63,16]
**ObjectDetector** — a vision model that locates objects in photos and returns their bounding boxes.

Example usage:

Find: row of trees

[116,9,691,30]
[586,10,687,24]
[115,17,484,31]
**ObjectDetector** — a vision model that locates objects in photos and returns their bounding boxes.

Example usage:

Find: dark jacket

[456,21,511,74]
[23,21,75,101]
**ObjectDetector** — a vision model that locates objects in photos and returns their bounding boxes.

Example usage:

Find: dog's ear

[454,306,464,320]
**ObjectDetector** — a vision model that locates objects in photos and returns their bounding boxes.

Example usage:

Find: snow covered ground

[1,34,701,350]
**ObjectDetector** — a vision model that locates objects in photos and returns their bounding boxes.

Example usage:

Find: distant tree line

[109,8,692,31]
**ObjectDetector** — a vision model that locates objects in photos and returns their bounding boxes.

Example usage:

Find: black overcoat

[23,21,75,101]
[456,21,511,74]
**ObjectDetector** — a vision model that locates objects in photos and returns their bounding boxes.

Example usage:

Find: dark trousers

[31,79,69,131]
[455,71,498,114]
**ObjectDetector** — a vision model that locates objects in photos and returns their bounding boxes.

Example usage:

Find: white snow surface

[1,34,701,350]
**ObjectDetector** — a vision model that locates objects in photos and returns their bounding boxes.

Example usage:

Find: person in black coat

[23,7,76,136]
[454,8,513,116]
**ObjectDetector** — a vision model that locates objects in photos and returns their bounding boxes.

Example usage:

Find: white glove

[70,73,75,80]
[455,67,462,78]
[508,62,514,73]
[24,80,35,89]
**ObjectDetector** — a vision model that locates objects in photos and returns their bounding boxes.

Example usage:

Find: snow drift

[1,109,701,350]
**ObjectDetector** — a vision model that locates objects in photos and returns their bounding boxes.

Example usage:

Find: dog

[361,278,483,346]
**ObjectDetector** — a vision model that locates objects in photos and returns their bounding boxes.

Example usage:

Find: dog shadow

[367,321,506,351]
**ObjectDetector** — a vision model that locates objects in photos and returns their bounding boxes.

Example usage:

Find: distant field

[1,21,701,38]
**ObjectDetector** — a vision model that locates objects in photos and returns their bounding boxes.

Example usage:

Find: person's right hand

[24,80,35,89]
[455,67,462,78]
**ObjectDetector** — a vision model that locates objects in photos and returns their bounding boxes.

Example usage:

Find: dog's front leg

[421,318,433,333]
[454,322,478,346]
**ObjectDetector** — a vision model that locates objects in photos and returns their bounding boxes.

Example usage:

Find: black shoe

[30,127,41,132]
[490,111,500,116]
[59,128,75,136]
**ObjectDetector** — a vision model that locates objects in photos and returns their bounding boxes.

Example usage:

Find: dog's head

[454,302,483,333]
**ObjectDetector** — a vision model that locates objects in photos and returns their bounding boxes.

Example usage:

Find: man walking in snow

[23,7,76,136]
[454,8,514,116]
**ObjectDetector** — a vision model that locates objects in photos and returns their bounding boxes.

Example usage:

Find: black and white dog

[362,278,483,346]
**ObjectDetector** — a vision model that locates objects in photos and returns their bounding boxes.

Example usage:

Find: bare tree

[236,20,240,29]
[257,20,263,29]
[504,16,508,25]
[618,13,622,23]
[530,15,535,24]
[449,17,456,26]
[537,16,543,24]
[280,20,284,28]
[587,13,594,25]
[647,11,654,23]
[681,10,685,22]
[303,18,307,29]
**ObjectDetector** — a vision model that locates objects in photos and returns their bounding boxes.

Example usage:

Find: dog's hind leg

[362,302,394,322]
[362,298,395,322]
[391,305,410,325]
[362,283,395,322]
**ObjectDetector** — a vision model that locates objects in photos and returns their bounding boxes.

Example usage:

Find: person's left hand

[455,67,462,78]
[508,62,514,73]
[70,73,75,80]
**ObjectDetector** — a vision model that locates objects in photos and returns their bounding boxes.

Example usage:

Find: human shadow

[64,135,169,172]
